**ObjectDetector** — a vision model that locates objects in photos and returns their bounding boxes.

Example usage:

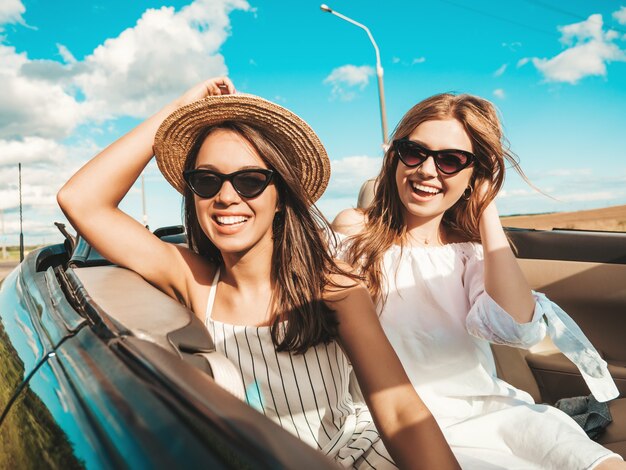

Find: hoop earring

[462,185,473,201]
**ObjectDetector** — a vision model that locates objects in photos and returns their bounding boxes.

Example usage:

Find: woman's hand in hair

[474,178,498,224]
[173,76,236,109]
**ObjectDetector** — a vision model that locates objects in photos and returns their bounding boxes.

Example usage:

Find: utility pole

[1,208,6,260]
[19,163,24,262]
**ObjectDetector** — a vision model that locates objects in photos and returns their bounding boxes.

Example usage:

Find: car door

[0,246,90,466]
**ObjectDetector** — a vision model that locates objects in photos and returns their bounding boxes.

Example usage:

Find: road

[0,261,19,281]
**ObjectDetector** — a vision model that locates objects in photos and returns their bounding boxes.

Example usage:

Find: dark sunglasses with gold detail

[393,138,475,175]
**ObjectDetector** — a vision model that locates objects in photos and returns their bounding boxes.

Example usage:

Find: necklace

[409,229,444,246]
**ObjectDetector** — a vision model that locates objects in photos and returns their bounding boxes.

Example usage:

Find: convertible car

[0,226,335,469]
[1,223,625,467]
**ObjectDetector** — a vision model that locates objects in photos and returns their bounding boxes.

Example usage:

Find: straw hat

[154,94,330,203]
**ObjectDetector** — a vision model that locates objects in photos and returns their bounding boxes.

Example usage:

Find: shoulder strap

[204,267,221,325]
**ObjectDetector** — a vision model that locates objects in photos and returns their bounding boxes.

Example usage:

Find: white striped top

[204,269,397,468]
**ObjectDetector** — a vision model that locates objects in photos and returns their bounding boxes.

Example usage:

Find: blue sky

[1,0,625,245]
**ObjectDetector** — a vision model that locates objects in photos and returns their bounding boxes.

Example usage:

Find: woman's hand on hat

[174,76,236,109]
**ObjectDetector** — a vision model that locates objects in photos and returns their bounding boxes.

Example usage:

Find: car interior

[39,209,626,460]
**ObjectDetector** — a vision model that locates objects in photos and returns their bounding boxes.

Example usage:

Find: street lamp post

[320,4,389,146]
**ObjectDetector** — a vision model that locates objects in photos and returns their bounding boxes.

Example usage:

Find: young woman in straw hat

[57,77,460,469]
[333,93,624,469]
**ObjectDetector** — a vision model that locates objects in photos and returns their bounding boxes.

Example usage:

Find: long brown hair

[346,93,524,304]
[183,122,346,354]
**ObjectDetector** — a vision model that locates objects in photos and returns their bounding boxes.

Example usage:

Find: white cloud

[0,0,25,28]
[0,45,85,140]
[497,188,534,199]
[502,41,522,52]
[559,14,605,45]
[531,14,626,83]
[494,64,508,77]
[391,56,425,66]
[517,57,530,67]
[0,0,249,140]
[0,138,100,211]
[75,0,249,119]
[0,136,150,245]
[316,196,360,222]
[325,155,381,198]
[559,191,620,202]
[493,89,505,99]
[323,64,374,101]
[496,168,626,216]
[0,137,66,167]
[0,215,64,243]
[542,168,593,177]
[0,168,63,212]
[614,7,626,25]
[56,43,76,64]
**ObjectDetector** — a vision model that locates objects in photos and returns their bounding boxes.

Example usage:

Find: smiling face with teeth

[192,128,279,258]
[395,119,474,229]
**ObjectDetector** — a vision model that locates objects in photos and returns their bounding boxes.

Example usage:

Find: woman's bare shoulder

[331,208,366,236]
[161,244,219,310]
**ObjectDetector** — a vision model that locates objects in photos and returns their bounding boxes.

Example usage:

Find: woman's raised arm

[479,200,535,323]
[57,77,235,302]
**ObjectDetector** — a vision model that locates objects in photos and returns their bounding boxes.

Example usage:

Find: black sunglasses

[183,168,274,199]
[393,138,475,175]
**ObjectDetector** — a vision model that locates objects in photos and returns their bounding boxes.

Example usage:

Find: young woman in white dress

[333,92,624,469]
[57,77,460,469]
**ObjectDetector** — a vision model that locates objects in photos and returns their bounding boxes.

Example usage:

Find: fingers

[205,76,236,96]
[172,76,237,110]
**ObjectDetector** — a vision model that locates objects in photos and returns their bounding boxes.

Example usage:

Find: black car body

[0,229,335,469]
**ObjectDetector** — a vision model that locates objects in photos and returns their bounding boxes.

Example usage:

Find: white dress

[349,241,620,469]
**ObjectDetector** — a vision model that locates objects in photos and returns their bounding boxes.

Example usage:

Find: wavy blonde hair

[346,93,524,304]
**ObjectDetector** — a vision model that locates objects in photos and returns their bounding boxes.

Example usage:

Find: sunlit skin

[193,129,278,260]
[58,76,462,470]
[395,119,474,243]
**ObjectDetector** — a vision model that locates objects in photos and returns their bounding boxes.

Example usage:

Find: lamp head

[320,4,332,13]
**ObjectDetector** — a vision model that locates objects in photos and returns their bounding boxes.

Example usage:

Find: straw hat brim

[153,94,330,203]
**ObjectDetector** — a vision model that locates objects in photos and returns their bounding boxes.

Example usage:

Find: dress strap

[204,267,221,326]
